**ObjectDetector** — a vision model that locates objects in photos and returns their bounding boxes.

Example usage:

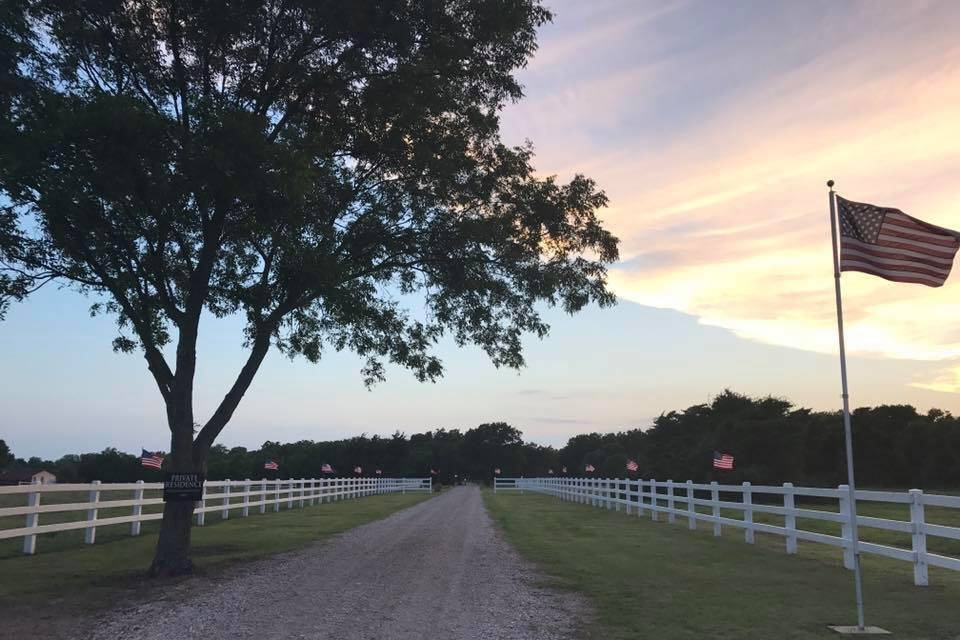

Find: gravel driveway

[89,486,585,640]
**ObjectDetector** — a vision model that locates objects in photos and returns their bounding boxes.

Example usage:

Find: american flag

[375,469,382,475]
[562,466,567,474]
[321,463,333,473]
[837,196,960,287]
[430,469,438,476]
[140,449,163,469]
[494,468,501,475]
[626,459,639,472]
[353,466,362,474]
[713,452,734,470]
[264,460,279,470]
[585,464,595,473]
[548,468,554,474]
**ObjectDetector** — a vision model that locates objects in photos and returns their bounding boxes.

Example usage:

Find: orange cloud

[504,1,960,389]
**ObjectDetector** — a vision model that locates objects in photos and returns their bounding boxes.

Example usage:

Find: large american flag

[837,196,960,287]
[626,459,639,472]
[264,460,279,470]
[713,452,734,470]
[140,449,163,469]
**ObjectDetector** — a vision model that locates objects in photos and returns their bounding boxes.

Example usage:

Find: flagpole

[827,179,866,631]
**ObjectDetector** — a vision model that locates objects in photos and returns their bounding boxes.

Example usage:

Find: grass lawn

[0,492,431,638]
[484,491,960,639]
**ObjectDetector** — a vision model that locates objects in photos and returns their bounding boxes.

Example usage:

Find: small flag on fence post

[375,469,382,475]
[712,452,734,470]
[431,469,438,476]
[353,466,362,474]
[548,468,554,475]
[321,463,333,474]
[585,464,595,473]
[140,449,164,469]
[562,466,567,474]
[626,459,639,473]
[494,468,501,475]
[264,460,279,470]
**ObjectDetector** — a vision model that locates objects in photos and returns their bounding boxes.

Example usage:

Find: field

[0,492,431,638]
[484,491,960,639]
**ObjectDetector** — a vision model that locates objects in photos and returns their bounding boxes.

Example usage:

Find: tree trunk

[149,499,196,576]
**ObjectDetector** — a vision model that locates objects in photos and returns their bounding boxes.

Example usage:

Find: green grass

[0,492,430,607]
[484,492,960,639]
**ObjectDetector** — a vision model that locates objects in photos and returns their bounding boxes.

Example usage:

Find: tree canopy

[0,0,618,573]
[10,392,960,490]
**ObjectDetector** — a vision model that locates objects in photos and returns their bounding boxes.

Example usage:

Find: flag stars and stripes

[140,449,163,469]
[837,196,960,287]
[264,460,279,470]
[713,452,734,470]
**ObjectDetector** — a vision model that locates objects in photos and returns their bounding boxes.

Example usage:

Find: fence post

[667,479,675,523]
[260,479,268,514]
[650,479,658,521]
[242,479,250,517]
[625,479,632,515]
[742,482,754,544]
[287,479,294,509]
[606,479,613,510]
[130,480,145,536]
[274,479,281,512]
[22,478,41,555]
[909,488,929,586]
[636,479,644,517]
[309,479,316,506]
[84,480,101,544]
[686,480,696,530]
[711,481,721,536]
[784,482,797,555]
[196,483,206,526]
[222,482,231,519]
[299,478,305,508]
[838,484,854,569]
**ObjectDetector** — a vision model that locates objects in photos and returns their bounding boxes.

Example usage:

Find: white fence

[1,476,432,555]
[494,477,960,586]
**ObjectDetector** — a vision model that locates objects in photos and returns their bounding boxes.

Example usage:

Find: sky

[4,0,960,458]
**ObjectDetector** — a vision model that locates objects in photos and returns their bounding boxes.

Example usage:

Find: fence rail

[494,477,960,586]
[1,476,431,555]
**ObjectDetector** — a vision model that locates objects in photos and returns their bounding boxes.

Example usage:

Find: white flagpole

[827,179,866,631]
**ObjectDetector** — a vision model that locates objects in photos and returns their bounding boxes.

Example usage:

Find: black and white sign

[163,472,205,502]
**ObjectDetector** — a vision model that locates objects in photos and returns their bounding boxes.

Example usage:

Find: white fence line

[1,476,432,555]
[494,477,960,586]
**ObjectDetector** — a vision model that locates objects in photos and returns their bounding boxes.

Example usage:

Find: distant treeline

[3,391,959,488]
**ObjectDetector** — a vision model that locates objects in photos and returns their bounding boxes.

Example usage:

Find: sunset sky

[3,0,960,458]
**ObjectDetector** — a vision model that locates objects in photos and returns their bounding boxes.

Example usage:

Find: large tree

[0,0,619,574]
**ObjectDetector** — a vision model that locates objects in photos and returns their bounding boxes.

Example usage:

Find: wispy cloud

[504,0,960,389]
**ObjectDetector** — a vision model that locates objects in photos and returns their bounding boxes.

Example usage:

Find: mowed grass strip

[484,492,960,640]
[0,492,431,607]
